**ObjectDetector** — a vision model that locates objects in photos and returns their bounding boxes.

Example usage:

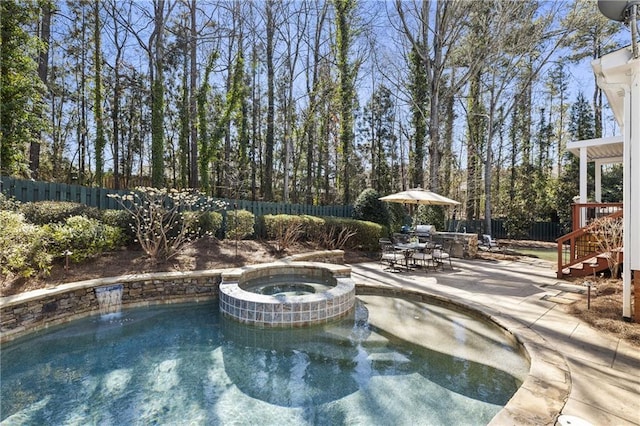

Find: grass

[511,247,557,262]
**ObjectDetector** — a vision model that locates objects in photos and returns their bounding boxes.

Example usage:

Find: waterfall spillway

[95,284,123,318]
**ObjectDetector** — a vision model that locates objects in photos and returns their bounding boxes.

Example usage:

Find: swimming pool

[0,297,529,425]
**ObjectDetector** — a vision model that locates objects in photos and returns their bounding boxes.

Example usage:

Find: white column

[623,62,640,320]
[595,160,602,202]
[591,46,638,321]
[579,147,588,228]
[580,147,588,203]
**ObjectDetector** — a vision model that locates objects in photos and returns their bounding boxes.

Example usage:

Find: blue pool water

[0,298,528,425]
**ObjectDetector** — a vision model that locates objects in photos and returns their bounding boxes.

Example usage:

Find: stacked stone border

[0,250,345,343]
[0,248,570,425]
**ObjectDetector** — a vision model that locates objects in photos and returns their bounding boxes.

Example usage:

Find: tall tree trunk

[150,0,167,188]
[408,45,426,188]
[441,71,455,195]
[305,2,326,204]
[466,70,482,222]
[78,8,88,185]
[179,47,189,188]
[263,0,275,200]
[250,32,259,201]
[112,38,121,189]
[29,0,52,179]
[484,83,495,236]
[334,0,355,204]
[188,0,198,188]
[221,17,236,198]
[93,0,106,187]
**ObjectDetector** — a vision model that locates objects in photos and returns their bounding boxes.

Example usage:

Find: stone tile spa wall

[219,262,356,327]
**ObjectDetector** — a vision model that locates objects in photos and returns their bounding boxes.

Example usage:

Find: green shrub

[262,214,382,251]
[263,214,306,251]
[353,188,390,226]
[225,209,255,240]
[200,211,224,236]
[300,214,326,241]
[263,214,301,240]
[416,205,445,231]
[183,210,224,237]
[20,201,101,225]
[504,202,532,239]
[323,217,383,251]
[101,209,136,244]
[0,211,52,277]
[388,203,410,234]
[45,215,124,263]
[107,187,227,261]
[0,193,20,211]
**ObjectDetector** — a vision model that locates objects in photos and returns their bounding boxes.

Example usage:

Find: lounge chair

[480,234,499,251]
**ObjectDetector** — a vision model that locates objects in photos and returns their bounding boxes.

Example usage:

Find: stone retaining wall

[0,250,345,343]
[0,271,223,343]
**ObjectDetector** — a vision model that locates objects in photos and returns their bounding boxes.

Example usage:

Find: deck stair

[561,251,622,278]
[556,210,623,279]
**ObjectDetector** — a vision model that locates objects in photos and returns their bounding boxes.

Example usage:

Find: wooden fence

[2,176,565,241]
[0,176,354,219]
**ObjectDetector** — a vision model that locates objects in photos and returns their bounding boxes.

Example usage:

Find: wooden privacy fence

[0,176,353,219]
[1,176,565,241]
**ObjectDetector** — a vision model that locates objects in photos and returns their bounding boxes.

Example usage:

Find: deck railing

[571,202,623,231]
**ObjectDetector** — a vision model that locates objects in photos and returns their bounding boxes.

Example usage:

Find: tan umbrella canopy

[379,187,460,206]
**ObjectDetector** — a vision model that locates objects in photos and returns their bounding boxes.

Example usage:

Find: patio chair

[379,239,403,272]
[412,246,436,271]
[432,241,453,270]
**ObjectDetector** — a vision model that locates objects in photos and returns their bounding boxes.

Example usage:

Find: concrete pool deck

[349,257,640,426]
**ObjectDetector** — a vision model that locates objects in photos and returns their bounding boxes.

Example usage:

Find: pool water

[243,274,334,296]
[0,298,528,425]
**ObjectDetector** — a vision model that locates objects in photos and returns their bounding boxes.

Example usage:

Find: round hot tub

[218,262,356,327]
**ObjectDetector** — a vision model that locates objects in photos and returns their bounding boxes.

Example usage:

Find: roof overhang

[591,45,635,126]
[567,135,624,162]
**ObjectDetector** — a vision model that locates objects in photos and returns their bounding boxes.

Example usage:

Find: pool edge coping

[356,283,570,426]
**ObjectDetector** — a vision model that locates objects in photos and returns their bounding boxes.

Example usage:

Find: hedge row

[0,197,382,278]
[0,211,123,277]
[262,214,384,251]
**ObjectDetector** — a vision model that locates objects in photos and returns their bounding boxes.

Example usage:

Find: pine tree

[555,92,595,230]
[358,85,396,195]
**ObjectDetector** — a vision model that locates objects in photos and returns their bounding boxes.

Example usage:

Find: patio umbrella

[380,187,460,231]
[379,187,460,206]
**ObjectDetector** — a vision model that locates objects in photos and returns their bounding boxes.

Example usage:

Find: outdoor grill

[415,225,435,241]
